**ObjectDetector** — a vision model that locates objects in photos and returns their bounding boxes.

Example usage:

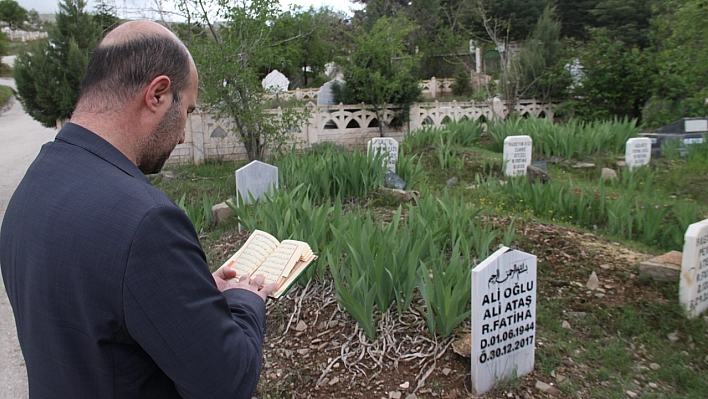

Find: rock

[384,171,406,190]
[667,332,679,342]
[296,349,309,355]
[616,160,627,167]
[399,381,410,389]
[601,168,618,180]
[572,162,596,168]
[320,377,329,386]
[531,160,547,170]
[639,251,682,282]
[600,264,612,270]
[405,395,418,399]
[649,363,661,370]
[328,320,339,328]
[527,165,551,184]
[328,377,340,386]
[648,382,658,388]
[442,368,451,376]
[534,381,561,396]
[586,271,600,290]
[626,390,638,398]
[567,312,587,318]
[389,391,402,399]
[211,201,234,225]
[161,170,176,180]
[562,321,571,329]
[295,320,308,332]
[452,333,471,358]
[378,187,416,204]
[446,176,459,186]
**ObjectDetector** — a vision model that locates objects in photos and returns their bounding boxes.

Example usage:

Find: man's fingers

[251,274,266,287]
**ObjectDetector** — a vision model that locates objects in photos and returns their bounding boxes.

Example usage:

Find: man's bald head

[76,20,193,113]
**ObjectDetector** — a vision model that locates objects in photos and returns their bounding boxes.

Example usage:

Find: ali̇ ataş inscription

[680,218,708,318]
[625,138,652,171]
[367,138,399,173]
[471,247,537,395]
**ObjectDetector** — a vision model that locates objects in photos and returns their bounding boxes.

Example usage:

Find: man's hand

[212,267,278,301]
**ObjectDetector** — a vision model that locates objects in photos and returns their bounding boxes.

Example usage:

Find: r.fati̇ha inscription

[680,218,708,318]
[625,137,652,171]
[471,247,537,395]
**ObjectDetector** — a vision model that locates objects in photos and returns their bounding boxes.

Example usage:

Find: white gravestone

[317,80,339,106]
[625,138,652,171]
[262,69,289,92]
[503,136,533,177]
[680,219,708,318]
[235,160,278,206]
[471,247,537,395]
[367,138,399,173]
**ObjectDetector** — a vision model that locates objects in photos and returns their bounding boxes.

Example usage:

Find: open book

[221,230,317,299]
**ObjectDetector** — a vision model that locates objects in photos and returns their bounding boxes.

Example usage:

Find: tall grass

[487,116,639,159]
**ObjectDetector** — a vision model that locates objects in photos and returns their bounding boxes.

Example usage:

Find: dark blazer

[1,123,266,398]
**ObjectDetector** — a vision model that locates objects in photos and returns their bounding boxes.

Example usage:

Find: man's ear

[144,75,172,112]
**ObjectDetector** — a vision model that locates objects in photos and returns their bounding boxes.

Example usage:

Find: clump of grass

[0,85,14,107]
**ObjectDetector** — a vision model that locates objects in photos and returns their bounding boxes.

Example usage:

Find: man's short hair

[79,33,191,108]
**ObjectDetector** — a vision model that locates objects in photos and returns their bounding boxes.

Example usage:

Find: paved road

[0,74,58,398]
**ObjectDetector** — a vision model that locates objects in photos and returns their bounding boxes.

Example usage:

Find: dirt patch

[212,219,676,398]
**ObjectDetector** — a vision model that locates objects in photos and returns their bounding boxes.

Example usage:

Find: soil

[208,218,670,399]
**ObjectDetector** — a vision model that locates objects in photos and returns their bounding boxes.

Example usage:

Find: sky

[16,0,362,17]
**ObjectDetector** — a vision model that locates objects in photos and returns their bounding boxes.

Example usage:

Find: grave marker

[680,219,708,318]
[235,160,278,206]
[261,69,289,92]
[368,138,399,173]
[317,80,339,106]
[471,247,537,395]
[503,136,532,177]
[625,138,652,170]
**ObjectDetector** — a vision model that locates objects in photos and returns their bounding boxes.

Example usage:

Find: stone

[567,312,587,318]
[389,391,402,399]
[648,382,658,389]
[295,320,307,332]
[297,349,309,355]
[317,80,340,106]
[452,333,471,358]
[442,368,451,376]
[679,219,708,318]
[600,264,612,270]
[405,395,418,399]
[561,321,571,329]
[211,201,234,225]
[378,187,415,203]
[160,170,176,180]
[368,137,399,172]
[571,162,595,168]
[586,272,600,290]
[667,332,679,342]
[471,247,537,395]
[639,251,682,282]
[503,135,533,177]
[625,138,652,171]
[601,168,618,181]
[399,381,410,389]
[328,377,340,386]
[531,160,547,170]
[261,69,289,92]
[649,363,660,370]
[534,381,561,396]
[384,171,407,190]
[626,390,638,398]
[526,165,551,184]
[446,177,459,186]
[235,160,278,206]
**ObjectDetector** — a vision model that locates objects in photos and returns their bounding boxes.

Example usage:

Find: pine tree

[14,0,103,127]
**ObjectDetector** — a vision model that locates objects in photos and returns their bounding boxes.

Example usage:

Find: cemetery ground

[152,127,708,399]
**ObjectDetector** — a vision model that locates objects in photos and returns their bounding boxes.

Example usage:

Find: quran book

[221,230,317,299]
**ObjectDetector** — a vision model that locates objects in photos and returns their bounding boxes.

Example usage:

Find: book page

[254,241,304,285]
[271,255,318,298]
[223,230,280,277]
[279,240,313,277]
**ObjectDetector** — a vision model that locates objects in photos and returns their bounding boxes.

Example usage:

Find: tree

[14,0,103,127]
[591,0,653,48]
[179,0,309,161]
[93,0,120,34]
[642,0,708,127]
[570,28,652,122]
[335,17,422,136]
[0,0,28,29]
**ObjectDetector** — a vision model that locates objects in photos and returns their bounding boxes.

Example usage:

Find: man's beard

[137,100,181,175]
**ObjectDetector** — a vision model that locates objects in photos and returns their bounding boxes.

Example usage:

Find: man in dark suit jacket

[0,20,276,398]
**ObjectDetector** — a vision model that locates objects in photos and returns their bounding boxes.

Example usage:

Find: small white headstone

[262,69,289,92]
[368,138,399,173]
[680,219,708,318]
[625,138,652,171]
[317,80,339,106]
[235,160,278,206]
[503,136,533,177]
[471,247,537,395]
[684,119,708,133]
